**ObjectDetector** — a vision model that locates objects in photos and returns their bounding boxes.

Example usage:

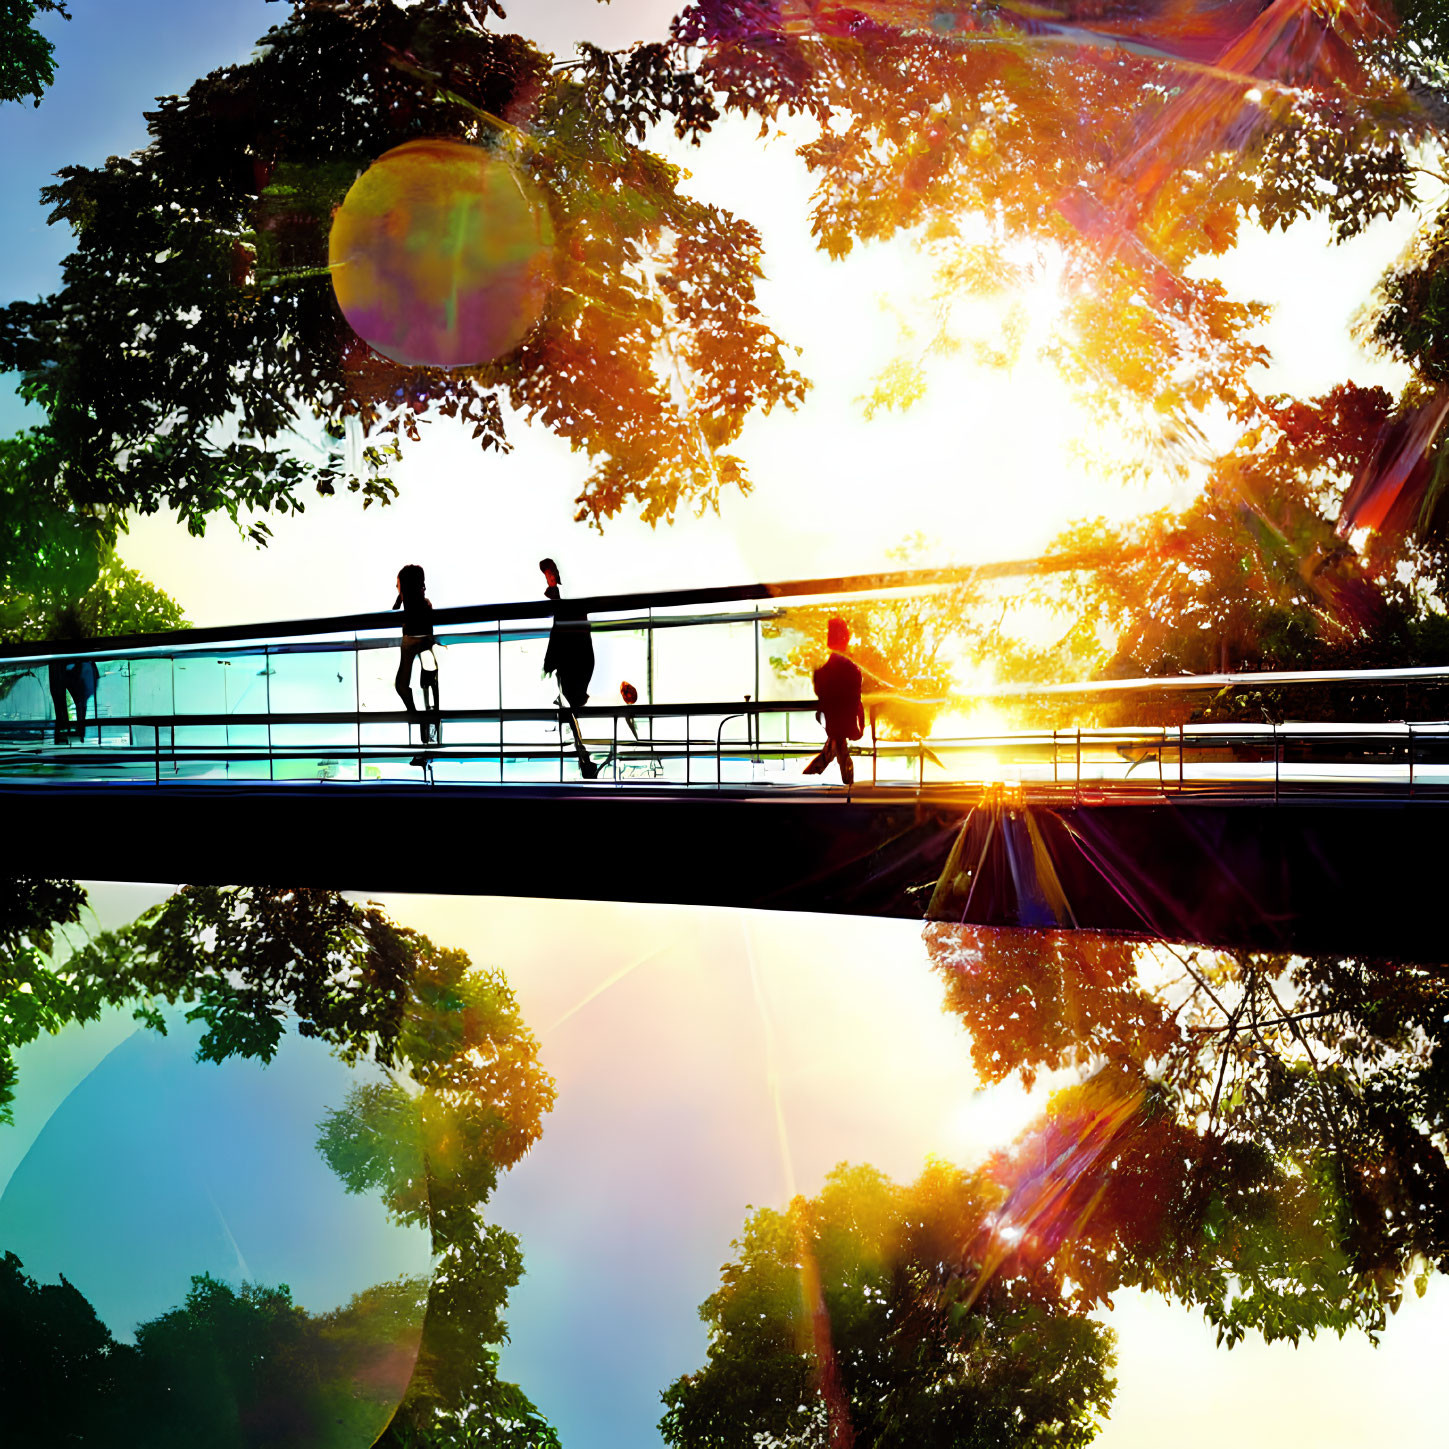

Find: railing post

[1075,728,1081,804]
[1178,723,1184,792]
[613,710,619,783]
[1273,724,1280,804]
[1052,729,1058,786]
[1408,723,1415,796]
[685,712,690,785]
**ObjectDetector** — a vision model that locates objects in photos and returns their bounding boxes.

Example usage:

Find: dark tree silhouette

[661,1161,1115,1449]
[0,0,805,544]
[0,1253,430,1449]
[927,923,1449,1346]
[0,882,560,1446]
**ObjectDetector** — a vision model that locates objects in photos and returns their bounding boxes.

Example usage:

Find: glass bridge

[5,567,1449,800]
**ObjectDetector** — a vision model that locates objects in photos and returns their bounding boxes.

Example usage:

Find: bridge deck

[8,572,1449,962]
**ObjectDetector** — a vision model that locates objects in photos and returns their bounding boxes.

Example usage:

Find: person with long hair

[393,564,441,746]
[540,557,598,779]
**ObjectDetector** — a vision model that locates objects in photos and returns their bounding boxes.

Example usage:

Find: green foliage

[0,550,188,645]
[59,885,419,1065]
[0,1252,430,1449]
[925,924,1449,1345]
[0,426,188,644]
[0,876,85,1122]
[0,881,560,1444]
[0,0,68,105]
[661,1161,1116,1449]
[0,0,805,541]
[0,428,109,615]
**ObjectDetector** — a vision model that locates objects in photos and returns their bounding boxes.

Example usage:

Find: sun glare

[947,1081,1054,1164]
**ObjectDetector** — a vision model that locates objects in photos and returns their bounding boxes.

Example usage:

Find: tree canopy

[0,0,67,106]
[925,920,1449,1346]
[0,1252,431,1449]
[0,0,805,550]
[0,880,559,1447]
[660,1160,1116,1449]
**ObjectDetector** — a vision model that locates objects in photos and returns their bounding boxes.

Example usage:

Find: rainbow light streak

[963,1072,1148,1308]
[694,0,1410,295]
[1337,389,1449,537]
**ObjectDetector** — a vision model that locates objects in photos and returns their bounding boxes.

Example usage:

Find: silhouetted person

[803,617,864,786]
[540,557,598,779]
[393,564,440,745]
[47,606,99,744]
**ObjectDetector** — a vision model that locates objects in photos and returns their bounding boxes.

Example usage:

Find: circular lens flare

[330,138,555,368]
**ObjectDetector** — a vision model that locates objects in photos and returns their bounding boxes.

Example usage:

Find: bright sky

[4,4,1448,1447]
[6,882,1447,1449]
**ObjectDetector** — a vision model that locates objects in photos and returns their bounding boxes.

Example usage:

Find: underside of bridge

[7,783,1443,963]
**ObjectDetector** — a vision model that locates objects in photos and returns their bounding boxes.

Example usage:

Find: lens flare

[329,138,555,368]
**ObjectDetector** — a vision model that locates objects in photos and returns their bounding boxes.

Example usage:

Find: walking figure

[803,617,864,786]
[541,558,598,780]
[393,564,441,745]
[47,606,99,744]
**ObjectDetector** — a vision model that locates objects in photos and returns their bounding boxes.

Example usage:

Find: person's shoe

[580,759,600,780]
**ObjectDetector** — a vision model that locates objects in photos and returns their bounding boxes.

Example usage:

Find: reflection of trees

[926,924,1449,1345]
[661,1162,1115,1449]
[0,881,559,1446]
[0,1251,427,1449]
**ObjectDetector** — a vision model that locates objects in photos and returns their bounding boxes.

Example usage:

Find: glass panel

[0,666,49,741]
[269,644,357,753]
[650,617,755,706]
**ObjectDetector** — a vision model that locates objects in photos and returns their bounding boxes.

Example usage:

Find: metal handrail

[6,704,1449,796]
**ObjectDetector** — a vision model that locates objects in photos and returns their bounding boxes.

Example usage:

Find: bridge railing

[7,563,1449,793]
[4,694,1449,795]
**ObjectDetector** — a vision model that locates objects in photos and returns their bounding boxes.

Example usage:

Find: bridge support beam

[4,784,1443,963]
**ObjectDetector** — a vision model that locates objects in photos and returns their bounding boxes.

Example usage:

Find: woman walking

[393,564,441,745]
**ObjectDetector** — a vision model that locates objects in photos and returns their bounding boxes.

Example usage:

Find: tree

[0,0,805,545]
[0,883,559,1445]
[644,0,1449,700]
[0,1249,137,1447]
[0,875,86,1121]
[0,427,189,645]
[0,0,68,106]
[661,1160,1116,1449]
[0,1253,431,1449]
[960,384,1449,724]
[925,921,1449,1346]
[663,0,1433,449]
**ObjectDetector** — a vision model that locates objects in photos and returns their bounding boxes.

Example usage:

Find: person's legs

[559,674,597,778]
[48,661,71,743]
[803,743,833,775]
[70,682,89,744]
[834,737,854,786]
[395,641,422,732]
[420,665,440,745]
